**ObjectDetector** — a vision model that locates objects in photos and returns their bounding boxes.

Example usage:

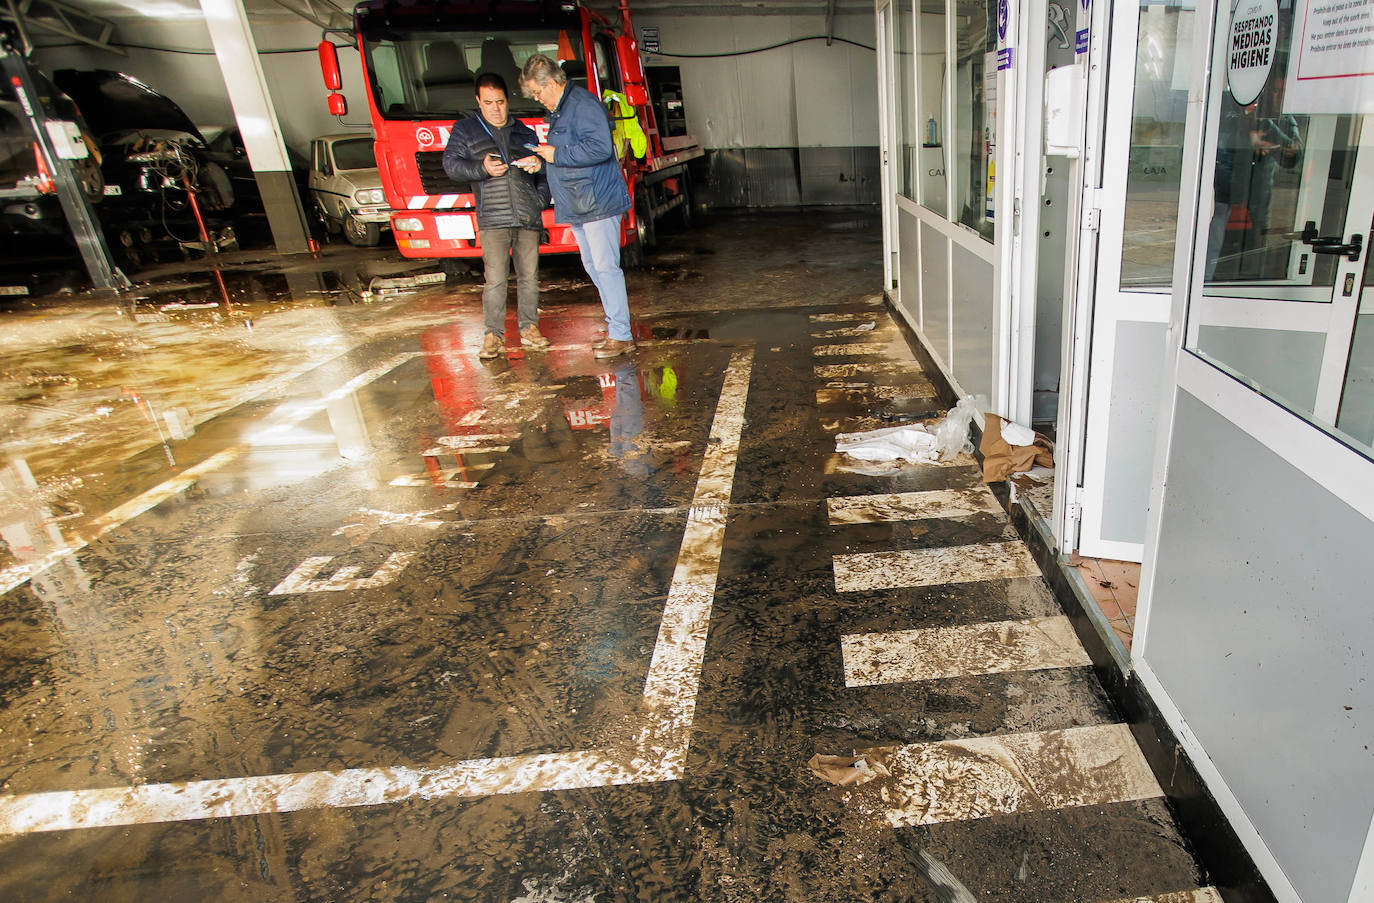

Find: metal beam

[269,0,349,29]
[0,0,124,56]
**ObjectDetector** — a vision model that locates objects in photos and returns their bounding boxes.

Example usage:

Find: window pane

[917,0,948,216]
[1121,1,1194,288]
[896,1,917,200]
[953,0,995,238]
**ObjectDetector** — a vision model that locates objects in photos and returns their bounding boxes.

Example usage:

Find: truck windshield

[331,137,375,171]
[361,28,585,121]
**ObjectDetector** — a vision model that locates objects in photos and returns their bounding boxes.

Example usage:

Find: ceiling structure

[2,0,873,56]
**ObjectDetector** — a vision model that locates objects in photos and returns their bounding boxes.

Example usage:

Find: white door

[1060,0,1191,561]
[876,1,900,299]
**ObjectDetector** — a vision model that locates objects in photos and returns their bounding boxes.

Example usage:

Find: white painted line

[639,349,752,748]
[809,312,878,323]
[832,542,1041,592]
[822,453,975,474]
[867,723,1162,827]
[1096,890,1224,903]
[812,324,881,338]
[269,552,416,595]
[816,387,936,406]
[827,489,1002,525]
[436,434,521,447]
[420,446,510,457]
[388,475,480,489]
[0,349,755,835]
[841,616,1091,686]
[814,362,925,380]
[0,353,424,598]
[813,342,900,357]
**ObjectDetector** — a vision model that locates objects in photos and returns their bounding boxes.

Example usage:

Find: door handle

[1300,220,1364,261]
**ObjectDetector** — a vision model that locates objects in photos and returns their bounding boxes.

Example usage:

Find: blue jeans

[570,215,631,342]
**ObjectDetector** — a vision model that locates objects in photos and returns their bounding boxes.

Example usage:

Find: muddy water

[0,211,1215,901]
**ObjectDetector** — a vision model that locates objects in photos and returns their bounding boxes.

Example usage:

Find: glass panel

[896,1,917,200]
[953,0,995,238]
[1121,0,1195,288]
[360,28,584,120]
[331,138,376,171]
[1185,0,1374,461]
[916,0,949,215]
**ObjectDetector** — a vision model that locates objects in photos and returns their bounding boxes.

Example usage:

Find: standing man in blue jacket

[521,54,635,359]
[442,73,551,360]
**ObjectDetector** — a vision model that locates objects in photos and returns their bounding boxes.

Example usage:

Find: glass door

[1185,0,1374,453]
[877,1,900,296]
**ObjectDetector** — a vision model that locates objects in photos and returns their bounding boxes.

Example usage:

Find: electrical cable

[644,35,875,57]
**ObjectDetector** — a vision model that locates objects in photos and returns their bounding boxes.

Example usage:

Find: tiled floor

[0,211,1211,900]
[1072,556,1142,650]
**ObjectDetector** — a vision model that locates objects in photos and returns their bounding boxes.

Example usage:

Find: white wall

[632,13,878,149]
[32,17,369,154]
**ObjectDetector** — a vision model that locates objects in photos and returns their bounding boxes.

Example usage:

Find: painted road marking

[827,489,1002,525]
[812,342,904,357]
[822,453,975,474]
[841,616,1091,686]
[269,552,416,595]
[867,723,1162,827]
[0,349,754,836]
[812,324,881,339]
[833,541,1041,592]
[0,352,424,598]
[815,387,938,406]
[1098,891,1224,903]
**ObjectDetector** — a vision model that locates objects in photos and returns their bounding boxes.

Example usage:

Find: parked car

[51,69,235,257]
[202,125,311,225]
[308,133,391,247]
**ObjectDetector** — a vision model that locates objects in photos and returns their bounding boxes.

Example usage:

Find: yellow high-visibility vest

[603,89,647,160]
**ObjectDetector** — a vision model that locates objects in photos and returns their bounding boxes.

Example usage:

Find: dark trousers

[480,227,540,336]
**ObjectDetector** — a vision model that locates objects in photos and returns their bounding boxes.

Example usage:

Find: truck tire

[677,171,693,229]
[344,214,381,247]
[634,190,656,251]
[621,237,645,269]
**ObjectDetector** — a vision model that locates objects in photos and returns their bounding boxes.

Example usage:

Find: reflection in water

[609,361,648,476]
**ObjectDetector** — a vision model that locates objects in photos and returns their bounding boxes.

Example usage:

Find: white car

[308,133,391,247]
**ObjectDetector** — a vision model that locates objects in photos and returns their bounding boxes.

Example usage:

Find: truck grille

[415,151,469,196]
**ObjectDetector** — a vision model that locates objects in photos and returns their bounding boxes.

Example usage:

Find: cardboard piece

[979,414,1054,483]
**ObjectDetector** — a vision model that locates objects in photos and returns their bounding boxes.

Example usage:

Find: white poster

[1285,0,1374,112]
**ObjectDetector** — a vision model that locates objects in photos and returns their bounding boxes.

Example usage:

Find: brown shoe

[478,332,504,360]
[594,338,634,359]
[520,324,551,350]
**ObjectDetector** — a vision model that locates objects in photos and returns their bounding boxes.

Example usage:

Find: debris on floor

[835,423,939,463]
[980,414,1053,482]
[807,753,891,786]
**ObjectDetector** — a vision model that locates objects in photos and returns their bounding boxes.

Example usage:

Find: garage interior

[3,1,1234,900]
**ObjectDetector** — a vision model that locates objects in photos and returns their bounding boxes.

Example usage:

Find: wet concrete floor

[0,211,1216,901]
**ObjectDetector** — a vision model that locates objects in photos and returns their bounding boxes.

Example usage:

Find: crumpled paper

[979,414,1053,482]
[806,753,891,786]
[835,424,939,463]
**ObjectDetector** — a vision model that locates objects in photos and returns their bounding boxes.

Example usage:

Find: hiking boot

[594,338,634,359]
[520,324,551,350]
[479,332,504,360]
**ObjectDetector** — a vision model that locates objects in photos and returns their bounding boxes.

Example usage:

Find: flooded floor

[0,211,1217,901]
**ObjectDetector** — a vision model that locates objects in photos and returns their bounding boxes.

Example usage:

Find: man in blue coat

[442,73,551,360]
[521,54,634,359]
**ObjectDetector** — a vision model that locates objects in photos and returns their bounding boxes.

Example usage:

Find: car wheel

[344,214,381,247]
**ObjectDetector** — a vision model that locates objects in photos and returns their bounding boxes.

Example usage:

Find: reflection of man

[520,53,635,360]
[608,360,648,476]
[442,73,551,360]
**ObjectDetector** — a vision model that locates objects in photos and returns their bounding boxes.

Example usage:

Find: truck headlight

[354,188,385,205]
[393,217,423,232]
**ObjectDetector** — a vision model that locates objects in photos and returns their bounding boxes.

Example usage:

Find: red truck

[318,0,702,265]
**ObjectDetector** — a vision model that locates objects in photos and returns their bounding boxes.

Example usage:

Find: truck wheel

[634,191,656,251]
[621,237,645,269]
[344,215,381,247]
[677,172,693,229]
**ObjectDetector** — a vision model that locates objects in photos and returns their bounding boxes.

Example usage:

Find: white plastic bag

[835,423,939,463]
[932,396,978,461]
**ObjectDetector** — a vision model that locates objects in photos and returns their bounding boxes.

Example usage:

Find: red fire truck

[317,0,702,265]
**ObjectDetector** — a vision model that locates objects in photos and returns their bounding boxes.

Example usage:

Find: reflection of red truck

[318,0,701,264]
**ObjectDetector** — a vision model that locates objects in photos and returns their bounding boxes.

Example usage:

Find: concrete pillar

[198,0,312,254]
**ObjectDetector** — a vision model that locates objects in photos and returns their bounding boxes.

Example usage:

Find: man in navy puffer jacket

[521,54,635,359]
[443,73,551,360]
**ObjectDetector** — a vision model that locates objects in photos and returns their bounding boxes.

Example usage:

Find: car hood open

[51,70,205,144]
